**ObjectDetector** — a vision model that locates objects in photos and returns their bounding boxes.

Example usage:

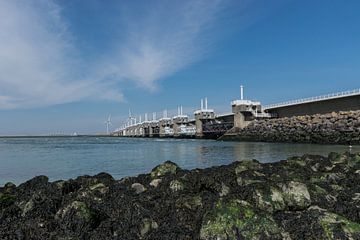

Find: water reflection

[0,137,358,185]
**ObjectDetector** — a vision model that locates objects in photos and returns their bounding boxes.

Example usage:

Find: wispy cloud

[0,0,123,109]
[0,0,231,109]
[104,0,228,90]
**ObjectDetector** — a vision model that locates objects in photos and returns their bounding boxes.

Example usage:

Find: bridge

[264,88,360,117]
[113,86,360,139]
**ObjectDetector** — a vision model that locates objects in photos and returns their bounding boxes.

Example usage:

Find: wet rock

[0,193,16,208]
[178,195,203,210]
[149,178,162,188]
[150,161,179,178]
[219,182,230,197]
[200,199,283,239]
[140,218,158,237]
[55,201,94,222]
[169,180,184,192]
[221,110,360,144]
[281,181,311,210]
[131,183,146,194]
[0,153,359,239]
[89,183,108,194]
[235,160,261,174]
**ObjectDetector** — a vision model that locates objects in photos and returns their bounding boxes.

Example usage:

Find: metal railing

[264,88,360,110]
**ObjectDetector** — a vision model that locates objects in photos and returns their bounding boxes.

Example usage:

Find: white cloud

[100,0,228,90]
[0,0,230,109]
[0,0,123,109]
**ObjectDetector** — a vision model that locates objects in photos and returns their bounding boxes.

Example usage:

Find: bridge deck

[264,88,360,110]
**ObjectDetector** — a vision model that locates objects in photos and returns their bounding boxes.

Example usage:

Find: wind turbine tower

[105,114,112,135]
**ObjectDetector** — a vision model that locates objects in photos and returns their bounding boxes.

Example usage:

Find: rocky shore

[220,110,360,144]
[1,152,360,239]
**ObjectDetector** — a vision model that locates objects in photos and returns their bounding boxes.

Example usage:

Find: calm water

[0,137,357,186]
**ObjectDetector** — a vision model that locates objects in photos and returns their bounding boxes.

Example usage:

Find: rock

[281,181,311,210]
[89,183,108,194]
[150,161,179,178]
[140,218,158,237]
[56,201,94,222]
[179,195,202,210]
[169,180,184,192]
[20,199,34,216]
[0,154,359,239]
[237,177,262,186]
[0,193,16,208]
[131,183,146,194]
[221,110,360,144]
[235,160,261,174]
[4,182,16,189]
[200,199,283,239]
[149,178,162,188]
[219,182,230,197]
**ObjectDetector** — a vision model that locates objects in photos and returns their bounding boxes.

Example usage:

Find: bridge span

[264,88,360,118]
[113,87,360,139]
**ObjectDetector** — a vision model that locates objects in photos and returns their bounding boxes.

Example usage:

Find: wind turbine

[105,114,112,135]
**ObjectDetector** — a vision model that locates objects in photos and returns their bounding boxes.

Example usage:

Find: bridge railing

[264,88,360,110]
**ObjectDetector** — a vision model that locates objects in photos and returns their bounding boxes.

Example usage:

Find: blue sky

[0,0,359,135]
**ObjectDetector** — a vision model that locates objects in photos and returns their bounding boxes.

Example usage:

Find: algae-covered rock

[200,199,283,240]
[169,180,184,192]
[89,183,108,194]
[150,161,179,178]
[0,193,16,208]
[140,218,158,237]
[219,182,230,197]
[56,201,95,222]
[237,177,262,186]
[132,183,147,194]
[253,187,286,212]
[235,160,262,174]
[149,178,162,188]
[287,156,307,167]
[281,181,311,210]
[328,152,348,164]
[0,153,359,239]
[313,207,360,239]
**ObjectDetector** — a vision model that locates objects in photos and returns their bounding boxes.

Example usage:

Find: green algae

[320,212,360,239]
[74,201,95,222]
[0,193,16,208]
[235,160,262,175]
[169,180,184,192]
[140,218,158,237]
[328,152,347,164]
[200,199,282,240]
[56,201,95,222]
[287,156,307,167]
[151,161,179,178]
[253,187,285,213]
[281,181,311,210]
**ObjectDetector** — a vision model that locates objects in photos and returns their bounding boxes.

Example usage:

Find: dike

[0,153,360,239]
[220,110,360,144]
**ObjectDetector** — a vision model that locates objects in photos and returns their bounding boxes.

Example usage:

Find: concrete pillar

[159,119,172,137]
[148,125,153,137]
[231,104,254,129]
[233,112,247,129]
[195,113,204,137]
[173,116,188,137]
[194,110,215,138]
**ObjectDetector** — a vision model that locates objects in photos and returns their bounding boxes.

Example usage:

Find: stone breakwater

[221,110,360,144]
[1,153,360,239]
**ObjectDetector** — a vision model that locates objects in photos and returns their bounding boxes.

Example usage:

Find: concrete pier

[194,98,215,138]
[113,86,360,140]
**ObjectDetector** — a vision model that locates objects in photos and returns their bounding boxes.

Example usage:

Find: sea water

[0,137,357,185]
